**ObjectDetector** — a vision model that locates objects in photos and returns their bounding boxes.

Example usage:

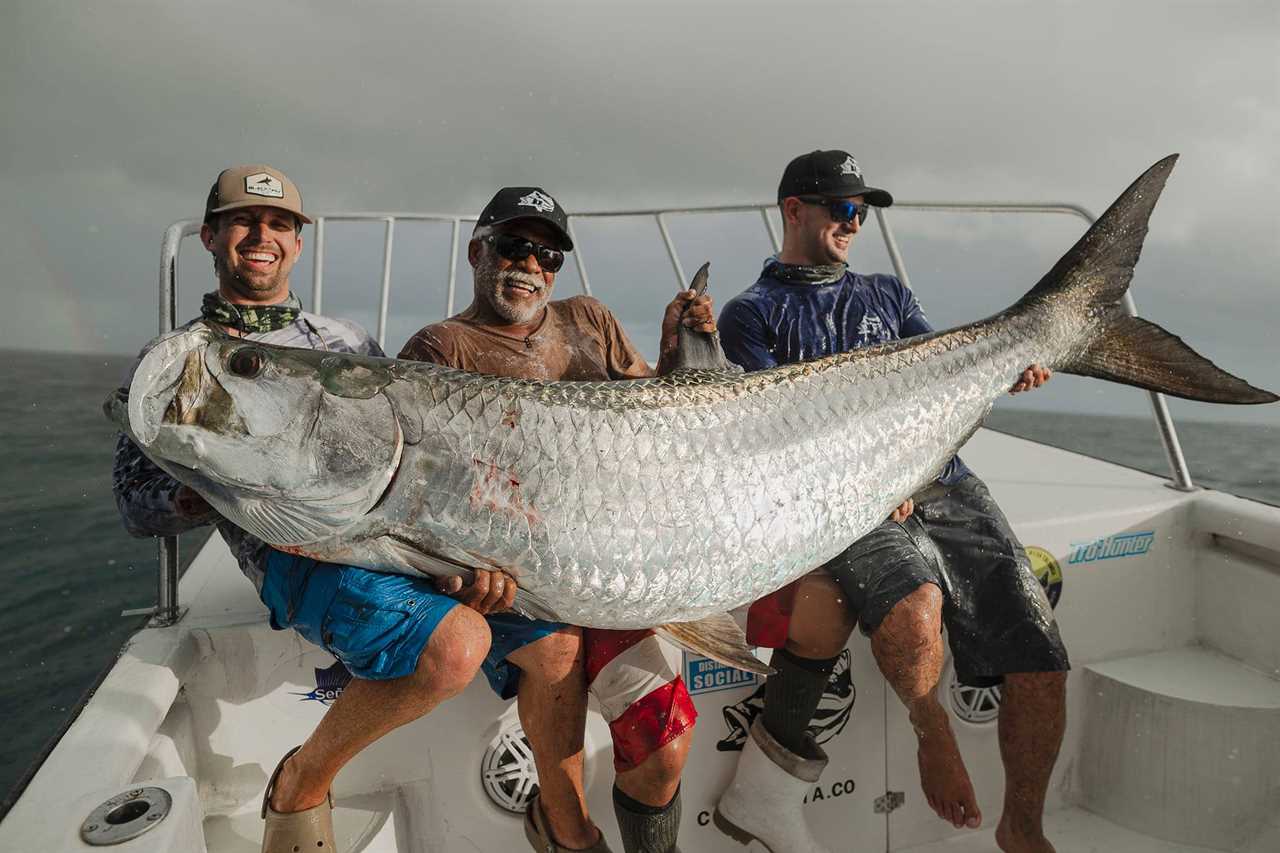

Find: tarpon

[106,156,1275,671]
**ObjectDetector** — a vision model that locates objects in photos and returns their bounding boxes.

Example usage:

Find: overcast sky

[1,0,1277,428]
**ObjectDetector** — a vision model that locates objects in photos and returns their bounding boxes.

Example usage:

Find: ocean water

[0,349,1275,808]
[0,349,211,810]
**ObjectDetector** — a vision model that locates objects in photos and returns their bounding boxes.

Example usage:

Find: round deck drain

[481,724,540,813]
[81,786,173,845]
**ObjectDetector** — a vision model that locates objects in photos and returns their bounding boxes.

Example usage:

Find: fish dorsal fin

[670,262,740,374]
[656,613,772,676]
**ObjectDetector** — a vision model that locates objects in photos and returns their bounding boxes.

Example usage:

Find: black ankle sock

[613,784,681,853]
[762,648,839,755]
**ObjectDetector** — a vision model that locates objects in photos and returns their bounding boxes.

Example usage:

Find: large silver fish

[107,156,1274,670]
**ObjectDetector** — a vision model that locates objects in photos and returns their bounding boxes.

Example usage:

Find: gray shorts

[824,474,1069,687]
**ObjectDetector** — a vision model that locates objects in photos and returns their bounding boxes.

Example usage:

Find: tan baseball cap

[203,164,313,225]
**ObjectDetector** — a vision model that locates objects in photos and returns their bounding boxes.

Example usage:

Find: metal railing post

[377,218,395,349]
[153,221,194,627]
[446,219,461,316]
[566,218,592,296]
[655,213,687,287]
[311,217,326,313]
[761,206,781,254]
[874,207,913,293]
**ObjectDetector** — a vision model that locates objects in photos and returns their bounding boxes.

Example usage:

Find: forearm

[112,433,216,537]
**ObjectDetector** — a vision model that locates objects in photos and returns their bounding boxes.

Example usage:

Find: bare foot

[995,817,1056,853]
[913,704,981,829]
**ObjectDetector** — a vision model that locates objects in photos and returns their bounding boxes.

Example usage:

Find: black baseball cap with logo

[777,150,893,207]
[475,186,574,250]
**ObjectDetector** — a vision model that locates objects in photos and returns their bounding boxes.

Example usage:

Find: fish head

[125,326,402,544]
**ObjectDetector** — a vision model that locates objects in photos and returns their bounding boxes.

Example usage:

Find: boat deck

[5,426,1280,852]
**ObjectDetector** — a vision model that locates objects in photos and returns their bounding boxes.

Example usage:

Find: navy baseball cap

[777,150,893,207]
[475,187,574,250]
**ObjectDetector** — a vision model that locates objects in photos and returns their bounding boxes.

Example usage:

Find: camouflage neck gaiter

[763,256,848,286]
[201,291,302,333]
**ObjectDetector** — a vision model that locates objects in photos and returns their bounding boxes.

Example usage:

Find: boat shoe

[524,792,614,852]
[261,746,336,853]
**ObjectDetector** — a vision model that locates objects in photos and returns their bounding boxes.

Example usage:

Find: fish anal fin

[657,614,772,676]
[1064,312,1278,404]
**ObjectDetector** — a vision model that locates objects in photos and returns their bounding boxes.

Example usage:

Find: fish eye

[227,346,266,378]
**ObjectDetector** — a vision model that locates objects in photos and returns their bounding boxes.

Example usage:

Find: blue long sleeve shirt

[718,267,971,485]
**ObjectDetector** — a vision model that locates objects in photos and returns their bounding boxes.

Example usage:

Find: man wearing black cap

[713,152,1066,853]
[400,187,713,853]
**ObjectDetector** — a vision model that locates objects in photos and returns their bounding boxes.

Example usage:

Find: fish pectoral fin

[380,536,475,581]
[510,589,562,623]
[656,614,773,676]
[378,535,564,622]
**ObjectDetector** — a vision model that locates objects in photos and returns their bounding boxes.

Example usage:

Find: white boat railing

[149,201,1194,625]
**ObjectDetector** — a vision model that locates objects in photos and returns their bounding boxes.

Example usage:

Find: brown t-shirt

[399,295,654,381]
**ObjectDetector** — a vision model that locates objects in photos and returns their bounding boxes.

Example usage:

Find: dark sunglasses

[481,233,566,273]
[798,196,871,225]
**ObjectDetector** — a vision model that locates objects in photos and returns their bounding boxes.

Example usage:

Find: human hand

[175,485,214,519]
[659,289,716,358]
[889,498,914,523]
[436,569,517,614]
[1010,364,1052,394]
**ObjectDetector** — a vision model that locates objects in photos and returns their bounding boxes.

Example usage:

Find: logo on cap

[244,172,285,199]
[517,190,556,213]
[838,156,861,179]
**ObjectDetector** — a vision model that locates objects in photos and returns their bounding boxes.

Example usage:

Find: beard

[213,253,289,298]
[476,255,552,324]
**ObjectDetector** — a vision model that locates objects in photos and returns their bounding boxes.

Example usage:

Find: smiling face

[200,205,303,304]
[468,219,560,326]
[780,194,864,266]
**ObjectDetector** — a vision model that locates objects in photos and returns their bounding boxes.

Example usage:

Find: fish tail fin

[1026,154,1276,404]
[1063,313,1277,404]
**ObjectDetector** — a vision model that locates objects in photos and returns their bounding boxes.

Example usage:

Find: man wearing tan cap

[113,166,590,853]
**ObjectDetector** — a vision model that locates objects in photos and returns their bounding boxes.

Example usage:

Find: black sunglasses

[798,196,871,225]
[481,233,566,273]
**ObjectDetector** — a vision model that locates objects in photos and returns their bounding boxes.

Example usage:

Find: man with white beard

[400,187,714,853]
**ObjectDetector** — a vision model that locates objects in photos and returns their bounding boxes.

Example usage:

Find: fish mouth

[128,328,218,446]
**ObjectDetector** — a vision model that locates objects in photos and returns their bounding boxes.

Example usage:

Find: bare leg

[270,605,490,812]
[870,582,981,830]
[787,571,857,661]
[994,671,1066,853]
[614,730,692,807]
[763,571,857,754]
[508,626,600,850]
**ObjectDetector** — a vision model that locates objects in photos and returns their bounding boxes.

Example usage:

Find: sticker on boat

[716,650,856,751]
[1068,530,1155,564]
[1025,545,1064,607]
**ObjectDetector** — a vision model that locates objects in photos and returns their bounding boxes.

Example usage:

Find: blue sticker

[1068,530,1155,565]
[683,653,759,696]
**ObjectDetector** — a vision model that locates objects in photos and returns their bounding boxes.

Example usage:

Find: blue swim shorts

[260,550,564,697]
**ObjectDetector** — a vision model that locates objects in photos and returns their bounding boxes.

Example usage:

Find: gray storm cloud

[0,0,1276,426]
